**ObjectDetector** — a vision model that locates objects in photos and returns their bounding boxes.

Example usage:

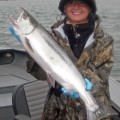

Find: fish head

[9,7,37,35]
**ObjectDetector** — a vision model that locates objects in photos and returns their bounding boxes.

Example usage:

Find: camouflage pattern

[27,18,116,120]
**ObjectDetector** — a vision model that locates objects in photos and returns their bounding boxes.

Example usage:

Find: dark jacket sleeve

[26,55,47,80]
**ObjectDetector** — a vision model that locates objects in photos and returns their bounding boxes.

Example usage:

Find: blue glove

[61,87,79,99]
[9,25,21,43]
[84,78,93,91]
[61,78,93,99]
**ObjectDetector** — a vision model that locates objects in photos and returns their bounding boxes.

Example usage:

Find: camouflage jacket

[26,18,116,120]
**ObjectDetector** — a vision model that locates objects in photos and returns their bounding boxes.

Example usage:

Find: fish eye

[23,12,28,19]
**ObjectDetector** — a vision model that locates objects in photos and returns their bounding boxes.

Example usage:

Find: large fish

[9,8,116,120]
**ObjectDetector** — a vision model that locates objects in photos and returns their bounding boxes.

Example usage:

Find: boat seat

[12,80,49,120]
[12,80,120,120]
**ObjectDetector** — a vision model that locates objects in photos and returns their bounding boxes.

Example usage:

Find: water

[0,0,120,80]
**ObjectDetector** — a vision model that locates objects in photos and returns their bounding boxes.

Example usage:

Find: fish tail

[86,104,118,120]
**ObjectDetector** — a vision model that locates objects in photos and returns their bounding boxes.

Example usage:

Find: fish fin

[46,73,55,88]
[25,37,34,53]
[86,104,118,120]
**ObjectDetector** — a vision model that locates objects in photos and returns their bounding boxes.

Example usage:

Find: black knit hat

[58,0,97,14]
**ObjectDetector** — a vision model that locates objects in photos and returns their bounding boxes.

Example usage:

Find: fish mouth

[20,7,25,12]
[17,7,25,21]
[8,7,25,29]
[8,15,19,29]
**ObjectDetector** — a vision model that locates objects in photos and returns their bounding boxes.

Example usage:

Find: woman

[27,0,117,120]
[9,0,117,119]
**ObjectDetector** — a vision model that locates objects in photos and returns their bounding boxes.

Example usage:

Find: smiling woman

[58,0,97,14]
[25,0,119,120]
[64,1,92,24]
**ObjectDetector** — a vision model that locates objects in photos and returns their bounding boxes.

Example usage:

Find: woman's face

[64,1,91,25]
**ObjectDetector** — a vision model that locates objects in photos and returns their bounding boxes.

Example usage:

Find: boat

[109,77,120,114]
[0,47,49,120]
[0,47,120,120]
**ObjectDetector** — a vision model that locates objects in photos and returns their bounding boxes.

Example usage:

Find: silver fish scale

[37,26,73,66]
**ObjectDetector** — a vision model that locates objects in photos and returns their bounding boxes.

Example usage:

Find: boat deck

[0,49,49,120]
[109,77,120,112]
